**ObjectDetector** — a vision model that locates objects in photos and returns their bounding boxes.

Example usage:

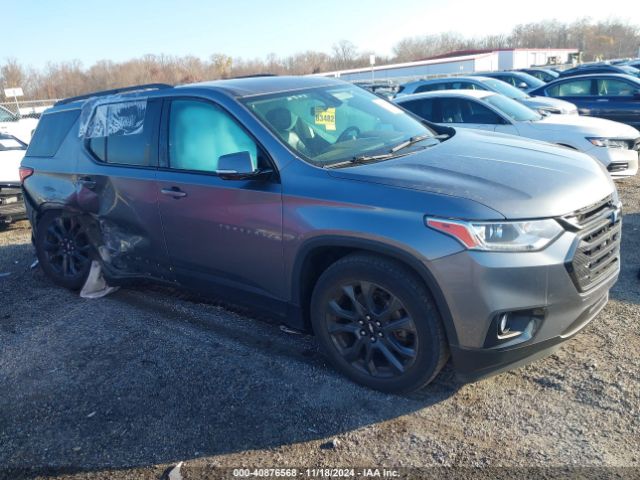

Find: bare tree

[2,17,639,102]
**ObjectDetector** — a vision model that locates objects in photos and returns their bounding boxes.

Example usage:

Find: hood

[521,96,577,114]
[0,150,25,184]
[328,129,615,219]
[528,114,640,138]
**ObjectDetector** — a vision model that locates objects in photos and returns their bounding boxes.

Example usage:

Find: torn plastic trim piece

[79,99,147,139]
[80,260,119,299]
[55,83,171,107]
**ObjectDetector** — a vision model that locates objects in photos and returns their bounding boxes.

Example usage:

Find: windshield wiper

[390,133,448,153]
[324,152,396,169]
[324,134,448,169]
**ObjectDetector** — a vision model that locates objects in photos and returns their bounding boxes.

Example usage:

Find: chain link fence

[0,99,58,120]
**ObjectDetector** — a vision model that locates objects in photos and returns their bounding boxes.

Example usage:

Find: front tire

[310,253,449,393]
[35,211,92,290]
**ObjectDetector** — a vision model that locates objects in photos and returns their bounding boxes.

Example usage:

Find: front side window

[85,100,159,166]
[243,85,434,166]
[168,99,258,173]
[597,79,637,96]
[548,80,593,97]
[401,98,437,121]
[440,98,503,124]
[497,75,517,87]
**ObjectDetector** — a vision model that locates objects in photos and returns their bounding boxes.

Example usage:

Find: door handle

[161,187,187,199]
[78,176,97,189]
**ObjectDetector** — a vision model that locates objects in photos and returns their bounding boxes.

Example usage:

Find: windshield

[242,84,435,166]
[481,78,529,100]
[484,94,542,122]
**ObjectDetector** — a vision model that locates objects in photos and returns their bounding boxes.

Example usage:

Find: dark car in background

[395,76,578,114]
[518,68,560,83]
[559,64,640,78]
[529,73,640,128]
[21,76,620,393]
[472,71,546,91]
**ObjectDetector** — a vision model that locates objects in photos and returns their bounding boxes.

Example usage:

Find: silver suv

[21,77,621,392]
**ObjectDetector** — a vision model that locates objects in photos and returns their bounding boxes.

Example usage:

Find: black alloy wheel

[36,212,92,290]
[325,281,418,378]
[311,253,448,393]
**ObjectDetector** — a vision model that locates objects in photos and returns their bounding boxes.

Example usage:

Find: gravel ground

[0,176,639,480]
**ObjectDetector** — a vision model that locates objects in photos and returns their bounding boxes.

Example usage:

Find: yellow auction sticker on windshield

[314,107,336,131]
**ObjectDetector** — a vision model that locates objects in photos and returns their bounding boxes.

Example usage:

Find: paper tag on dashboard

[314,107,336,131]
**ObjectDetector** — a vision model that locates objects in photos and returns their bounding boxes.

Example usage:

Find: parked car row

[394,89,639,176]
[395,76,578,115]
[20,75,624,392]
[391,64,640,178]
[529,74,640,129]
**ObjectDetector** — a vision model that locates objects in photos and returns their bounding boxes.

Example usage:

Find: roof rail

[54,83,173,106]
[229,73,278,79]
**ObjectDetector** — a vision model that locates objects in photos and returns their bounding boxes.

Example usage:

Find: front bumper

[585,145,639,178]
[428,225,619,381]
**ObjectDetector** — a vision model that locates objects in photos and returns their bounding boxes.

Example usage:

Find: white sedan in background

[0,134,27,185]
[394,90,640,177]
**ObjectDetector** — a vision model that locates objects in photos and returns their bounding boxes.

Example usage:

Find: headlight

[587,137,630,149]
[426,218,563,252]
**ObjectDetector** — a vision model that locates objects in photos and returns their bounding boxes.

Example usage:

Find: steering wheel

[336,126,361,143]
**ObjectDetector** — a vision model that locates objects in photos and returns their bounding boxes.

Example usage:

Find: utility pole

[370,55,376,84]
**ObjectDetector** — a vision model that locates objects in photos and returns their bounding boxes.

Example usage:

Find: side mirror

[216,151,269,181]
[517,82,529,90]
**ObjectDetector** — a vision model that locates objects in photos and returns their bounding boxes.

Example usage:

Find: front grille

[607,162,629,172]
[563,196,621,292]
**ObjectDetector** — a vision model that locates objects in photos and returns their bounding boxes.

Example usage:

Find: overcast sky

[5,0,640,68]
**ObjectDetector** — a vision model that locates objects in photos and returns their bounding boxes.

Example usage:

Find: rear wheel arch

[291,236,458,345]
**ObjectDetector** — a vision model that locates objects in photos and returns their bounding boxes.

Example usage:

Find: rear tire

[310,253,449,393]
[35,211,92,290]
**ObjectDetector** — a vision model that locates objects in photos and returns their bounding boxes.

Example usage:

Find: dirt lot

[1,176,639,480]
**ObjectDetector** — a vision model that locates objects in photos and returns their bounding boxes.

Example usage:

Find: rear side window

[415,83,445,93]
[26,109,80,157]
[450,82,477,90]
[85,100,160,167]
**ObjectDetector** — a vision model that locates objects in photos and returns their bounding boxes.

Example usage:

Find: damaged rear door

[76,98,173,281]
[156,97,285,311]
